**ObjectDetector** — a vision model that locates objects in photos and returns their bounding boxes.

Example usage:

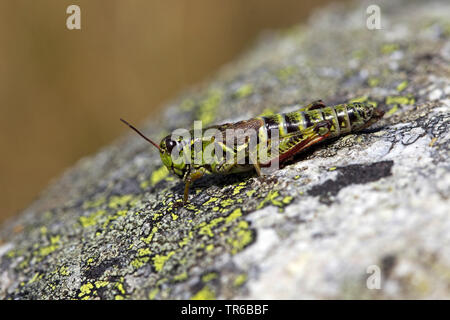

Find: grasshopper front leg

[183,169,206,204]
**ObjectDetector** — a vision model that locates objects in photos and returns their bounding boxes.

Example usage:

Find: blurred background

[0,0,338,223]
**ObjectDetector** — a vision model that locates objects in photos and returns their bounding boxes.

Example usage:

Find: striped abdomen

[258,104,364,140]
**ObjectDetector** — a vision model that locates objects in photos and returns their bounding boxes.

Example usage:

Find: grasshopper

[121,100,384,203]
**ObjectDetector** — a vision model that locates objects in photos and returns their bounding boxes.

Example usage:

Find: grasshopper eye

[164,137,178,153]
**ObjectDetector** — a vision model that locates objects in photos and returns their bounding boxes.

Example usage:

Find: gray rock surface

[1,0,449,299]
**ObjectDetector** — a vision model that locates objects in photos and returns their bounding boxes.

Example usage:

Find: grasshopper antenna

[120,118,161,151]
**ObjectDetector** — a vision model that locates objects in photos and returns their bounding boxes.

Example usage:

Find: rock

[0,0,449,299]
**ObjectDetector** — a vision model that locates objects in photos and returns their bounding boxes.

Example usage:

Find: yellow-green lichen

[396,80,408,92]
[37,235,61,257]
[18,259,29,269]
[233,274,248,287]
[277,66,297,81]
[368,77,380,87]
[197,89,223,126]
[184,203,198,212]
[191,286,216,300]
[153,251,175,272]
[256,190,293,211]
[95,281,109,288]
[59,266,69,276]
[116,282,126,295]
[225,208,242,223]
[198,218,224,238]
[220,198,234,208]
[179,231,193,247]
[79,210,105,228]
[148,288,159,300]
[152,212,163,221]
[386,95,415,105]
[228,221,253,254]
[109,194,135,209]
[386,104,399,116]
[83,197,106,209]
[349,96,368,103]
[131,256,150,269]
[28,272,40,285]
[352,49,366,59]
[141,226,158,244]
[202,272,218,282]
[381,43,399,54]
[143,166,169,188]
[203,197,219,206]
[232,183,247,196]
[368,100,378,108]
[78,282,94,297]
[102,210,128,229]
[173,272,188,282]
[6,249,16,259]
[180,98,195,111]
[156,278,168,287]
[138,248,151,256]
[234,83,253,98]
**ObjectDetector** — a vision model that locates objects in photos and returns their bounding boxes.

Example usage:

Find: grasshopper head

[120,118,189,180]
[159,135,189,179]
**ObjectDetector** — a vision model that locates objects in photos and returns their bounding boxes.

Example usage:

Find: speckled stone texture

[1,0,449,299]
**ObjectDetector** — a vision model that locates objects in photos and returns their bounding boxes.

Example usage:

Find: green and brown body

[157,100,384,202]
[122,100,384,203]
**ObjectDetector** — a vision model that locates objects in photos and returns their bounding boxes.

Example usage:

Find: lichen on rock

[1,0,449,299]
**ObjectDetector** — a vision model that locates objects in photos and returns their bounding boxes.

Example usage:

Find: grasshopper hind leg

[260,119,333,168]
